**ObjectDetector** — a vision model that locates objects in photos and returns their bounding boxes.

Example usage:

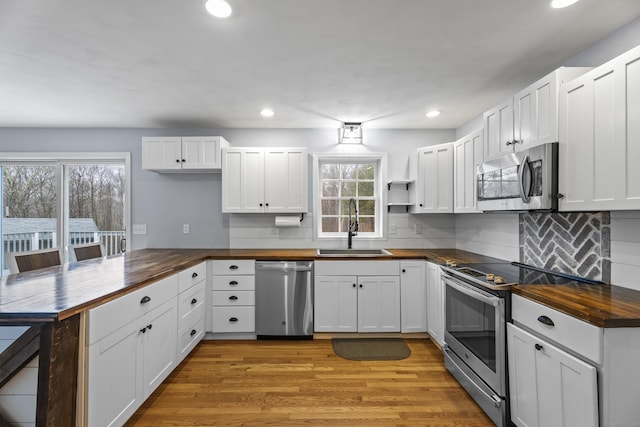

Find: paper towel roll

[275,216,301,227]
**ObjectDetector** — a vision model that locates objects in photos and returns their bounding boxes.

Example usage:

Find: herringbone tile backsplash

[520,212,610,282]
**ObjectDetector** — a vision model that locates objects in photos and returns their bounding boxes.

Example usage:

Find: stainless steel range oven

[441,264,512,427]
[440,262,603,427]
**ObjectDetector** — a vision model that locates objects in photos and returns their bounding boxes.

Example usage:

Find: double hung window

[314,154,386,240]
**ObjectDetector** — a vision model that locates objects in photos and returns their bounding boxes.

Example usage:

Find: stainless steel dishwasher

[255,261,313,338]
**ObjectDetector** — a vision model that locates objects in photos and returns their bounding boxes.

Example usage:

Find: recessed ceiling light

[260,108,275,117]
[426,110,441,118]
[550,0,580,8]
[205,0,232,18]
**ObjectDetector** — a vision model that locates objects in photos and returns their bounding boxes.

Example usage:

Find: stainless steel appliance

[440,262,602,427]
[477,142,558,211]
[255,261,313,338]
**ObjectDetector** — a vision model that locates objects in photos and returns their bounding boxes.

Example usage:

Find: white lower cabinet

[314,261,400,333]
[507,323,598,427]
[400,261,427,333]
[426,262,444,347]
[86,275,178,427]
[508,294,640,427]
[210,260,256,336]
[176,262,206,363]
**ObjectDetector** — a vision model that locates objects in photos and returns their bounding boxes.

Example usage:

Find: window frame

[0,152,131,268]
[312,152,387,241]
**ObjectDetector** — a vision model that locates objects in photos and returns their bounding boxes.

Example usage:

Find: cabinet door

[426,262,444,347]
[142,137,182,170]
[142,298,177,399]
[483,99,514,160]
[222,148,265,212]
[559,46,640,211]
[181,137,223,170]
[514,73,557,150]
[453,129,483,213]
[508,323,598,427]
[400,261,427,333]
[314,276,357,332]
[87,321,143,426]
[264,148,308,212]
[415,143,453,213]
[358,276,400,333]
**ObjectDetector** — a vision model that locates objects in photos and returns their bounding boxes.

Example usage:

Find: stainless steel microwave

[476,142,558,212]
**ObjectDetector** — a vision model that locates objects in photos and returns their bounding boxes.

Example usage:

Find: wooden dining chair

[68,242,105,262]
[7,248,62,274]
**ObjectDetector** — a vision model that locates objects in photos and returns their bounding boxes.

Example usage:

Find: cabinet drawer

[211,260,255,275]
[212,307,255,333]
[212,290,255,306]
[88,274,178,345]
[512,294,603,364]
[178,262,206,293]
[178,281,206,326]
[211,275,255,291]
[178,314,205,362]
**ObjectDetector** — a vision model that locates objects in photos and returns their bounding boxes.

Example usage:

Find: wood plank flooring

[125,339,494,426]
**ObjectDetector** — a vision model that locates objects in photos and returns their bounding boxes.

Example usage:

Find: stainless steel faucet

[347,198,358,249]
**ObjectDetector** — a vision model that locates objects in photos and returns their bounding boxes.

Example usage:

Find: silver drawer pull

[537,315,555,327]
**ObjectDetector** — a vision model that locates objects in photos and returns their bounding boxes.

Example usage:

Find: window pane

[340,164,358,180]
[321,199,339,215]
[359,200,376,215]
[68,164,125,256]
[359,217,376,232]
[340,217,350,233]
[358,164,375,179]
[321,164,339,179]
[358,181,374,197]
[322,181,339,197]
[2,165,58,273]
[341,181,356,197]
[322,217,339,233]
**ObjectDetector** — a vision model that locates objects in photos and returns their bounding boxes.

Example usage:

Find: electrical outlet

[132,224,147,235]
[414,224,422,235]
[389,224,397,235]
[183,224,190,234]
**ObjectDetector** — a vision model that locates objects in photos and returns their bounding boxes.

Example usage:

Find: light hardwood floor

[125,339,494,426]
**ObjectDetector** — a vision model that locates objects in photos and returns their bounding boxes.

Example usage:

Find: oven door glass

[444,276,505,395]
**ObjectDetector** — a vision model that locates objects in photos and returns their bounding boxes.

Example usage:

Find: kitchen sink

[316,248,393,257]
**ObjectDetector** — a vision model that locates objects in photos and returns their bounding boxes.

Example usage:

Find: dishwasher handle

[255,262,313,272]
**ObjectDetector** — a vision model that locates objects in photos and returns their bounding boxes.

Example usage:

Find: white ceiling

[2,0,640,129]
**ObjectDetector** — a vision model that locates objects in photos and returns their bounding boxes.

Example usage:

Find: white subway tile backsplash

[611,262,640,291]
[610,212,640,290]
[455,213,519,261]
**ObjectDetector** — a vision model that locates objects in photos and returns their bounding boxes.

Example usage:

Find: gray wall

[0,127,454,250]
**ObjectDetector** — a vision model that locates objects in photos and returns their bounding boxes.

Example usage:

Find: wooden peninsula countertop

[2,248,640,328]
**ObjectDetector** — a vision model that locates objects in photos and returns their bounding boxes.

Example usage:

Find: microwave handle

[518,154,531,203]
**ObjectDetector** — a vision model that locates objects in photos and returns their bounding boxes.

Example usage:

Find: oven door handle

[443,276,501,307]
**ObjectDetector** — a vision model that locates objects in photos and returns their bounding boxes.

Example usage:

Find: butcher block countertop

[510,284,640,328]
[2,248,640,328]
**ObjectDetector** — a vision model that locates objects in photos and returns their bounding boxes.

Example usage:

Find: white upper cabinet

[559,45,640,211]
[413,142,454,214]
[484,68,591,161]
[142,136,229,172]
[453,129,483,213]
[483,98,515,160]
[222,147,308,213]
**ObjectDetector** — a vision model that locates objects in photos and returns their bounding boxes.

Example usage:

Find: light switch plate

[389,224,397,234]
[132,224,147,235]
[183,224,190,234]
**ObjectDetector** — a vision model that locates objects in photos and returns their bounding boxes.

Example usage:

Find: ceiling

[1,0,640,130]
